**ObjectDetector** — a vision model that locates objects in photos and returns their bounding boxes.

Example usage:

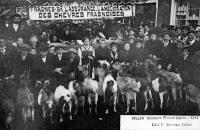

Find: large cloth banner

[29,2,133,20]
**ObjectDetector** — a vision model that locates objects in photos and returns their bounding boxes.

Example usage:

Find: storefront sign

[29,2,133,20]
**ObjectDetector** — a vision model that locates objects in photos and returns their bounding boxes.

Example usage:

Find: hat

[18,44,31,51]
[68,48,77,54]
[175,26,181,30]
[110,42,117,48]
[11,14,21,19]
[149,29,158,35]
[99,38,107,44]
[182,26,189,30]
[51,43,67,48]
[187,30,197,35]
[38,43,49,52]
[163,31,172,37]
[135,39,144,43]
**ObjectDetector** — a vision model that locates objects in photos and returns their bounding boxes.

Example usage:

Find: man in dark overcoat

[156,32,177,70]
[68,48,80,81]
[173,48,193,85]
[30,43,54,83]
[0,39,17,79]
[185,31,200,54]
[7,14,23,39]
[0,38,18,100]
[51,43,70,86]
[14,44,33,86]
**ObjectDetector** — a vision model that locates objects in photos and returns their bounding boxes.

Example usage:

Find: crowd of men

[0,13,200,92]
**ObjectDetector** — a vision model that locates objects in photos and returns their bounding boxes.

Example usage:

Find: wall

[157,0,171,27]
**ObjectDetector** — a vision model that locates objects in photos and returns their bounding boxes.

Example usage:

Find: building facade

[170,0,200,27]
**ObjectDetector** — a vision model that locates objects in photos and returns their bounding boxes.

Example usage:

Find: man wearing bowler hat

[156,31,177,71]
[30,43,54,83]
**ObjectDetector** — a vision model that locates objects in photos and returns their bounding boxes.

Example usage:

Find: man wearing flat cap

[51,43,70,86]
[185,31,200,54]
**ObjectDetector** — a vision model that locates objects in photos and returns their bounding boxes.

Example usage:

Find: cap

[163,31,172,37]
[187,30,197,35]
[68,48,77,54]
[51,43,67,48]
[38,43,49,52]
[175,26,181,30]
[11,14,21,19]
[110,42,117,48]
[18,44,31,51]
[149,29,158,35]
[182,26,189,30]
[135,39,143,43]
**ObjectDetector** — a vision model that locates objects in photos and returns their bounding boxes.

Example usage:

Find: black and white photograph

[0,0,200,130]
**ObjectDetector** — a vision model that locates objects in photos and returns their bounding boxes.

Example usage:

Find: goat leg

[22,108,26,123]
[197,98,200,114]
[159,91,165,110]
[88,95,92,114]
[178,87,183,100]
[125,93,130,114]
[144,91,148,111]
[83,96,85,114]
[171,86,177,102]
[69,101,72,120]
[134,92,137,113]
[42,105,46,118]
[122,94,125,103]
[114,93,117,113]
[32,107,35,121]
[60,114,63,123]
[74,97,78,115]
[95,93,98,115]
[148,89,154,109]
